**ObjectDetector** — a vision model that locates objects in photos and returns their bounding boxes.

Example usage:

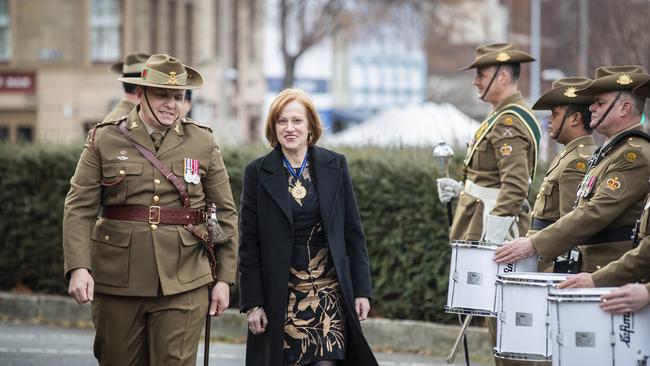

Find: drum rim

[493,350,551,361]
[444,305,497,317]
[548,287,618,301]
[450,240,500,250]
[496,272,569,286]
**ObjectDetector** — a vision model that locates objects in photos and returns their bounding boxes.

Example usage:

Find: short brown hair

[264,88,323,147]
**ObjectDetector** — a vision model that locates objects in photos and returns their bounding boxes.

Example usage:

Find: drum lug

[610,333,616,346]
[637,352,648,366]
[452,271,459,282]
[499,311,506,323]
[556,332,563,346]
[545,314,550,326]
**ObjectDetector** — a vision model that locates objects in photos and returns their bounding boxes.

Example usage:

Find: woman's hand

[247,307,268,335]
[355,297,370,321]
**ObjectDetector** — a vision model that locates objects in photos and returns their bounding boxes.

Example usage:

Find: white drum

[494,272,569,361]
[548,287,650,366]
[445,240,538,316]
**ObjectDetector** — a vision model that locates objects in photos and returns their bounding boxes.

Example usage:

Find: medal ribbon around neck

[282,152,309,201]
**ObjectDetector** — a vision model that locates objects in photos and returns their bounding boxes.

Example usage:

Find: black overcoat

[238,145,378,366]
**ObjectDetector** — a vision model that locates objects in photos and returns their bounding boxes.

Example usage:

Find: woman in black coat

[238,88,378,366]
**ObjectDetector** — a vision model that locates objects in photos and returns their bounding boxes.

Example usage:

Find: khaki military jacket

[450,92,538,240]
[63,108,238,297]
[529,135,595,271]
[103,99,136,123]
[531,125,650,272]
[591,193,650,286]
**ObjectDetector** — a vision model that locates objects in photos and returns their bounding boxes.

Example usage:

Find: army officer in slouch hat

[528,77,596,272]
[496,65,650,273]
[104,52,150,122]
[63,54,238,366]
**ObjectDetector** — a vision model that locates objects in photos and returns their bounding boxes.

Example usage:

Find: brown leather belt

[102,205,204,225]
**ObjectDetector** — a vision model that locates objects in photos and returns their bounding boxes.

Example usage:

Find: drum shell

[548,288,650,366]
[494,272,569,361]
[446,240,539,316]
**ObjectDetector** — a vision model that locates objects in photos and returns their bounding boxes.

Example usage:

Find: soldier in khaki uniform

[436,42,540,366]
[103,53,150,122]
[495,66,650,275]
[558,79,650,313]
[64,54,238,366]
[529,77,597,272]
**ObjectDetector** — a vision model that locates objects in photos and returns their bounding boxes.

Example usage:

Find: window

[17,126,32,143]
[89,0,121,62]
[0,126,8,141]
[0,0,10,61]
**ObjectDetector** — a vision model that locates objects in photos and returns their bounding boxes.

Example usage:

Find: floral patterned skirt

[284,245,346,365]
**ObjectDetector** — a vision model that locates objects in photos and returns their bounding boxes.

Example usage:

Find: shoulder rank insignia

[503,117,514,126]
[500,143,513,157]
[627,137,642,148]
[129,120,139,129]
[174,123,181,134]
[606,176,621,191]
[624,150,638,162]
[575,161,587,172]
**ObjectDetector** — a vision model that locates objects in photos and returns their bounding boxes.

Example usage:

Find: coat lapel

[124,110,157,152]
[156,121,184,156]
[260,148,293,225]
[310,146,342,228]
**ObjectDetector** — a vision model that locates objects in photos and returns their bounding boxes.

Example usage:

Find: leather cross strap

[117,122,191,209]
[102,205,203,225]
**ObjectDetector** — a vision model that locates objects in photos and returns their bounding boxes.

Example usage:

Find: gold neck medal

[283,152,309,205]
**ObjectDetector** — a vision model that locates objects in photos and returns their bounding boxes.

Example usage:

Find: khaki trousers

[92,286,208,366]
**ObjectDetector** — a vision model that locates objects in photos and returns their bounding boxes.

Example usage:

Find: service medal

[191,174,201,184]
[291,180,307,200]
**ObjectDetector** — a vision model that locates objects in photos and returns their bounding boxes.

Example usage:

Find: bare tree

[278,0,424,88]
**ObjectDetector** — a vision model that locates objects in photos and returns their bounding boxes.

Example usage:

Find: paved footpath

[0,322,491,366]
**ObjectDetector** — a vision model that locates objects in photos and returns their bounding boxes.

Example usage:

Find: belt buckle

[149,206,161,224]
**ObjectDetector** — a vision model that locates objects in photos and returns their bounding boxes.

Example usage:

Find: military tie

[151,132,164,151]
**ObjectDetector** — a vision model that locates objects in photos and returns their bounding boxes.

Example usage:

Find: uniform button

[119,169,126,176]
[596,265,602,270]
[153,195,160,203]
[543,177,547,181]
[151,224,158,230]
[536,194,540,198]
[154,179,161,184]
[579,144,584,147]
[104,235,110,241]
[476,199,480,203]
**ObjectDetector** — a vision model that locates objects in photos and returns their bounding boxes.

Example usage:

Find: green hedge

[0,142,542,323]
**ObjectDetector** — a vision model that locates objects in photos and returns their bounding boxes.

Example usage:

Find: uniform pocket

[474,141,496,170]
[539,182,557,217]
[90,218,133,287]
[176,227,212,284]
[101,162,143,204]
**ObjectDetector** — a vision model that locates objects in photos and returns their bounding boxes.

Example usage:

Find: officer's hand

[355,297,370,321]
[436,178,462,204]
[494,237,536,263]
[68,268,94,305]
[209,281,230,316]
[600,284,650,314]
[557,273,595,289]
[247,307,268,335]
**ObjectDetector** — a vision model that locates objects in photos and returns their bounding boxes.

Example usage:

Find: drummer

[558,79,650,314]
[528,77,596,272]
[436,42,540,366]
[495,66,650,273]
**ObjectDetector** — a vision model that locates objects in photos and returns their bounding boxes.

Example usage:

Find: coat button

[153,195,160,203]
[104,235,110,241]
[154,179,161,184]
[119,169,126,176]
[151,224,158,230]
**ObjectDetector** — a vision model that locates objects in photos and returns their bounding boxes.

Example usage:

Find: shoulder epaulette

[181,117,213,133]
[96,115,127,128]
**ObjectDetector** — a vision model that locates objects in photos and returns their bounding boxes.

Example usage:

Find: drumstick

[446,314,472,363]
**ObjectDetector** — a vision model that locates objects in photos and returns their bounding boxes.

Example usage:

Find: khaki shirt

[529,135,595,271]
[450,92,538,240]
[591,194,650,286]
[103,99,136,123]
[531,125,650,272]
[63,108,238,296]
